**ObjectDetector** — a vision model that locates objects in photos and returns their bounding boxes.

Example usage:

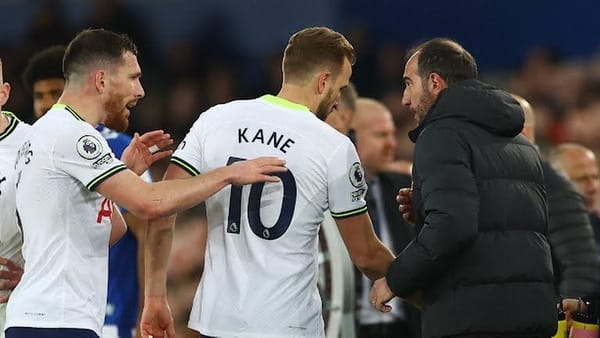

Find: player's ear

[317,71,331,95]
[94,70,106,94]
[0,82,11,106]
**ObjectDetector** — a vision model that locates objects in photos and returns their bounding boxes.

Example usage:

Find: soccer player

[142,26,395,338]
[0,58,29,338]
[4,28,286,338]
[22,44,147,338]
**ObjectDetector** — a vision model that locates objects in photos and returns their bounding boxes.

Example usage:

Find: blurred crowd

[3,0,600,336]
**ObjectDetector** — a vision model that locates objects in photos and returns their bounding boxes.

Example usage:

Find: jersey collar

[0,111,20,142]
[261,94,310,112]
[53,103,84,121]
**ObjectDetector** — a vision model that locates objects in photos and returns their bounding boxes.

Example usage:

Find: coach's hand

[0,257,23,302]
[397,188,415,224]
[140,295,175,338]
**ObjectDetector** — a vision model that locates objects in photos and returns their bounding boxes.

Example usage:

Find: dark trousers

[358,320,411,338]
[6,327,99,338]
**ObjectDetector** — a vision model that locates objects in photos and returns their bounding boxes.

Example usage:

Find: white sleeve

[327,139,368,219]
[54,124,126,191]
[170,116,204,176]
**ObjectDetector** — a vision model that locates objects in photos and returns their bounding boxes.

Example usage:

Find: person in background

[518,94,599,329]
[550,143,600,240]
[352,97,419,338]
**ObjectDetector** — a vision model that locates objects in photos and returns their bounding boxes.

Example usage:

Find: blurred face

[316,58,352,121]
[33,78,65,119]
[561,150,600,211]
[402,53,436,124]
[104,51,145,132]
[354,107,397,176]
[325,103,352,134]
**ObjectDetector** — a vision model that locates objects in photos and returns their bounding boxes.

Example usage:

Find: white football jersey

[5,104,127,336]
[172,95,368,337]
[0,111,30,335]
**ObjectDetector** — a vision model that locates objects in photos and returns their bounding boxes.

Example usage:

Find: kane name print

[238,128,295,154]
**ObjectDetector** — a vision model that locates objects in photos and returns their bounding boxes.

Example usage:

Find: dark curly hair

[22,45,66,93]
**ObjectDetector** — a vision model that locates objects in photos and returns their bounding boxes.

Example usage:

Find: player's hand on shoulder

[228,157,287,186]
[122,130,174,175]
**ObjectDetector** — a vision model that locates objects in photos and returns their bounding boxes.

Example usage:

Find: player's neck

[58,90,104,127]
[277,85,317,113]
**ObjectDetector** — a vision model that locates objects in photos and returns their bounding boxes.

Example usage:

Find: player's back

[174,95,367,337]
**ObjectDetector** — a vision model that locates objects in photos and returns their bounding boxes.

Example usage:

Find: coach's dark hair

[22,45,66,93]
[408,38,477,85]
[63,28,138,80]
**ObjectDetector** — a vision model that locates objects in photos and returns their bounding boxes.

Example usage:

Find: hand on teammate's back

[227,157,287,186]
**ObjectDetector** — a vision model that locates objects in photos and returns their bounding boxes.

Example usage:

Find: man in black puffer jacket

[370,38,556,337]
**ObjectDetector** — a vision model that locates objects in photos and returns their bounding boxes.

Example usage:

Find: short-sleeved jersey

[5,104,127,337]
[171,95,368,337]
[0,111,30,334]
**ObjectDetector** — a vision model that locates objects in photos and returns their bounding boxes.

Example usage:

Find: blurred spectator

[325,82,358,135]
[351,98,419,338]
[550,143,600,250]
[516,94,600,299]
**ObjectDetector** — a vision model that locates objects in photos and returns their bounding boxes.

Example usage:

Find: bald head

[512,94,535,143]
[352,97,397,177]
[550,143,600,211]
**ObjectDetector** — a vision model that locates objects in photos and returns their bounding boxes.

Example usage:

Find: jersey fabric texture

[0,111,30,337]
[97,125,140,338]
[171,95,368,337]
[5,104,126,337]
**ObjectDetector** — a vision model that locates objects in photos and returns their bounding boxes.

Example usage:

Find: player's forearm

[358,242,395,280]
[144,215,176,297]
[140,166,234,220]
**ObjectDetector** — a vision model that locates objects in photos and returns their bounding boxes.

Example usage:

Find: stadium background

[1,0,600,336]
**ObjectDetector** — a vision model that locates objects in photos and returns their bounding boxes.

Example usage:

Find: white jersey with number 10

[171,95,368,338]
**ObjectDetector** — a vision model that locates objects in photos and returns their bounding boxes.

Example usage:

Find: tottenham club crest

[76,135,103,160]
[349,162,366,188]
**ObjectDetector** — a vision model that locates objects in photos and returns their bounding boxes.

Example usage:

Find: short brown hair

[63,28,138,80]
[282,27,355,85]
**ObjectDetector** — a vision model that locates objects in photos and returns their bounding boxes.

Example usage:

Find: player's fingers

[262,175,282,183]
[256,157,286,166]
[0,257,19,270]
[0,295,9,303]
[151,150,173,163]
[138,130,166,143]
[262,165,288,174]
[167,324,176,338]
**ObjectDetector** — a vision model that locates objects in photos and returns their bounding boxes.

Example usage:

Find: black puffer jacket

[544,160,600,298]
[386,80,556,337]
